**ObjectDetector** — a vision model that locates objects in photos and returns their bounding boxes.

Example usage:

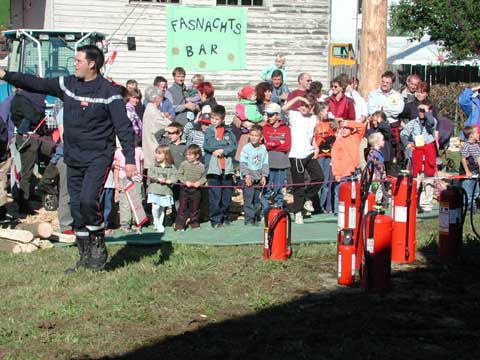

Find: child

[184,105,211,158]
[203,105,238,228]
[331,119,366,214]
[367,132,387,206]
[234,85,264,161]
[261,53,287,83]
[261,102,291,217]
[460,126,480,210]
[166,122,187,169]
[125,88,143,141]
[365,111,393,174]
[114,141,145,233]
[147,145,178,233]
[185,74,204,105]
[240,125,269,225]
[314,102,336,213]
[175,144,207,230]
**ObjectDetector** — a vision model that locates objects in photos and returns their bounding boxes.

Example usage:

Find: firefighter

[0,45,135,273]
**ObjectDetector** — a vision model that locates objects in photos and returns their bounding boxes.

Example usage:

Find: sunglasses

[266,113,278,117]
[166,131,179,135]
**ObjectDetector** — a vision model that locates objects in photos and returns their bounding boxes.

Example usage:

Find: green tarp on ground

[54,209,439,247]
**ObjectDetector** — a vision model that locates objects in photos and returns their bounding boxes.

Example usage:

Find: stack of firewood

[0,222,75,253]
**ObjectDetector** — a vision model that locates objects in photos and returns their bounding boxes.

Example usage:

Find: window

[332,46,349,59]
[217,0,263,6]
[129,0,180,3]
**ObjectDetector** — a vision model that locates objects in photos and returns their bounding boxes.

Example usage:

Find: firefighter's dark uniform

[3,71,135,271]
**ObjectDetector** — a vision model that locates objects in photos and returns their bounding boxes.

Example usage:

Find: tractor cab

[0,29,106,113]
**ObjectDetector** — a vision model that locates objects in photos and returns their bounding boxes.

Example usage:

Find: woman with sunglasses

[325,76,356,122]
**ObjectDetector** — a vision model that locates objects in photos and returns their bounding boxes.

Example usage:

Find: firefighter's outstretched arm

[0,69,63,99]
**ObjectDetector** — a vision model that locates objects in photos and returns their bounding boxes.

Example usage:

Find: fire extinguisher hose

[356,161,375,255]
[361,210,378,280]
[404,173,413,260]
[469,178,480,241]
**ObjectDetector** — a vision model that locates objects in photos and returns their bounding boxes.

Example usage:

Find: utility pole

[359,0,388,98]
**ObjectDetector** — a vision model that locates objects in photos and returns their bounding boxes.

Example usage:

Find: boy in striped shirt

[460,126,480,210]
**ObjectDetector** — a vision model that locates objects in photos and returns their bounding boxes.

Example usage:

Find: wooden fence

[330,64,480,87]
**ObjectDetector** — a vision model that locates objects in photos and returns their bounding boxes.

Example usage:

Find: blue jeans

[462,178,480,209]
[100,188,114,229]
[261,168,286,217]
[243,180,261,223]
[207,173,233,225]
[317,157,332,211]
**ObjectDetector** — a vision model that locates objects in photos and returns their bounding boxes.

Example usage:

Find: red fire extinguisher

[264,207,292,260]
[391,172,417,263]
[438,185,468,259]
[337,177,361,232]
[361,207,393,293]
[337,229,356,286]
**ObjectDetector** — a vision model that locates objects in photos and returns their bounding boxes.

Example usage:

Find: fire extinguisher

[337,229,356,286]
[391,171,418,263]
[263,207,292,260]
[337,176,361,232]
[361,207,393,293]
[438,185,468,259]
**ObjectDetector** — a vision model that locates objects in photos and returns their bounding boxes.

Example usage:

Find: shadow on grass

[99,244,480,359]
[106,241,174,271]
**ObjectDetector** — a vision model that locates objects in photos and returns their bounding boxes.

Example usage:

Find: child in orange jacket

[331,120,366,214]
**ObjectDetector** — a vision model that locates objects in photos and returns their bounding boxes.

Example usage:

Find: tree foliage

[389,0,480,60]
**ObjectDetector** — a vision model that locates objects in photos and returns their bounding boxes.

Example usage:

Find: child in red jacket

[261,103,291,217]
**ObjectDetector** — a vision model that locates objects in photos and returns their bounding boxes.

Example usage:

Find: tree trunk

[359,0,388,98]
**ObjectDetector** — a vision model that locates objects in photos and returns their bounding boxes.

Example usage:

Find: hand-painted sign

[166,6,247,71]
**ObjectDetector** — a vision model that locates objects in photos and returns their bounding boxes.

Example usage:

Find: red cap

[238,85,255,99]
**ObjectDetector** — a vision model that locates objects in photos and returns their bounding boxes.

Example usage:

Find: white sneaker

[304,200,314,212]
[295,212,304,224]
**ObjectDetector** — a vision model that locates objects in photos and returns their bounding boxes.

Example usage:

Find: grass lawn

[0,213,479,359]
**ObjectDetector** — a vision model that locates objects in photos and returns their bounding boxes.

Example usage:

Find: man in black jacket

[0,45,136,272]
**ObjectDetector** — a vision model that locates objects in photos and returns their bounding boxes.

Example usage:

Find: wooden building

[9,0,330,109]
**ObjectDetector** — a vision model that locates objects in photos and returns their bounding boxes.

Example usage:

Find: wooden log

[15,222,53,239]
[20,242,38,253]
[0,228,34,243]
[0,239,23,253]
[48,232,76,244]
[38,240,54,250]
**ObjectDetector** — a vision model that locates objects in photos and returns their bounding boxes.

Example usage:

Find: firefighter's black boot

[64,233,90,275]
[88,230,108,271]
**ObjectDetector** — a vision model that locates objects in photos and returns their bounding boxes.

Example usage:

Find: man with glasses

[286,73,313,111]
[368,71,405,171]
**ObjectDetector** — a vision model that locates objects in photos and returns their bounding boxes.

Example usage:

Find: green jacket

[203,125,237,176]
[147,163,178,196]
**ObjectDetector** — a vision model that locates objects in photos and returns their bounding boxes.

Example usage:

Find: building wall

[11,0,330,112]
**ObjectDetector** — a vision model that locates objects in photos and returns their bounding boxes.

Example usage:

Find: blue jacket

[3,71,135,167]
[203,125,237,176]
[459,88,480,137]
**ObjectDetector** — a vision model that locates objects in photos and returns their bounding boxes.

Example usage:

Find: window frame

[128,0,181,4]
[216,0,265,7]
